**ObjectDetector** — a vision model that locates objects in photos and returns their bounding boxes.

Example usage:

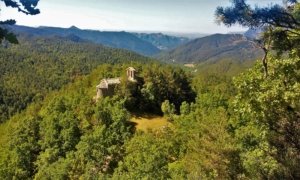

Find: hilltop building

[96,67,136,99]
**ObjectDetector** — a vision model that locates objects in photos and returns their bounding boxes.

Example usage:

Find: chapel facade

[96,67,136,99]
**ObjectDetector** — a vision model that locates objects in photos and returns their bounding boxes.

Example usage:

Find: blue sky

[0,0,283,34]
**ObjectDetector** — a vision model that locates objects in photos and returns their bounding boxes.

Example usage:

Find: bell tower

[126,67,136,82]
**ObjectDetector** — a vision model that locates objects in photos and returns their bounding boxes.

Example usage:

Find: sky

[0,0,284,34]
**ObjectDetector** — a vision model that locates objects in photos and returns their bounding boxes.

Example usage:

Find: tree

[173,83,242,179]
[67,98,134,178]
[180,108,241,179]
[216,0,299,29]
[0,117,40,179]
[161,100,175,120]
[216,1,300,178]
[215,0,300,76]
[140,65,195,114]
[35,97,81,176]
[232,56,300,178]
[113,133,174,179]
[0,0,40,43]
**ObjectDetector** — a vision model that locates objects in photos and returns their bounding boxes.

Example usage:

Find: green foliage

[0,28,18,44]
[114,71,243,179]
[161,100,175,120]
[2,24,299,179]
[140,64,196,113]
[118,63,196,115]
[6,55,300,179]
[232,56,300,179]
[179,101,190,115]
[0,117,40,179]
[0,62,143,179]
[0,58,241,179]
[36,97,81,174]
[170,75,242,179]
[0,0,40,43]
[0,36,149,123]
[113,132,176,179]
[177,108,241,179]
[54,98,134,179]
[216,0,300,57]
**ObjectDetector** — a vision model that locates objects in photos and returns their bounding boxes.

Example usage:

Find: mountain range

[157,33,263,63]
[4,25,265,64]
[4,25,188,56]
[244,27,264,39]
[133,33,189,50]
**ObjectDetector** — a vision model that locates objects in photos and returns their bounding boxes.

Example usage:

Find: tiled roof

[106,78,121,84]
[97,78,121,89]
[127,67,136,71]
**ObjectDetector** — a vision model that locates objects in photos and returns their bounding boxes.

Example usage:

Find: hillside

[1,31,298,180]
[5,25,161,56]
[244,27,264,39]
[0,35,151,123]
[1,0,299,179]
[0,61,197,179]
[158,34,264,63]
[133,33,189,50]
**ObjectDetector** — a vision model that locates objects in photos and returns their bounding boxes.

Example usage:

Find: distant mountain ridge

[133,33,189,50]
[158,33,263,63]
[4,25,190,56]
[5,25,160,56]
[244,28,264,39]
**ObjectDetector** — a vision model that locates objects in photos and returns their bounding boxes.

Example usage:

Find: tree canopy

[0,0,299,179]
[215,0,299,29]
[1,0,40,15]
[0,0,40,43]
[216,1,300,178]
[216,0,300,76]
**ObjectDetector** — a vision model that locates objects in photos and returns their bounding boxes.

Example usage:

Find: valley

[157,33,263,63]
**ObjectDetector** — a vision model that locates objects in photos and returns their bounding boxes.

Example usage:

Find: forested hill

[0,35,151,123]
[157,33,263,63]
[1,0,299,178]
[5,25,161,56]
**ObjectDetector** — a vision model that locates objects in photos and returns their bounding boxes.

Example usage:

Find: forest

[0,0,299,179]
[0,35,150,123]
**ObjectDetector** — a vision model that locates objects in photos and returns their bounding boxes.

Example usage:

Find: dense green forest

[0,0,300,179]
[0,61,196,179]
[0,35,150,123]
[0,30,299,180]
[1,52,299,179]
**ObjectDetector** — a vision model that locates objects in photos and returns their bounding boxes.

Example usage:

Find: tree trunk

[262,47,268,77]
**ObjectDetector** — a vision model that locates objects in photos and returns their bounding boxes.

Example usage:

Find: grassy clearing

[130,114,171,132]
